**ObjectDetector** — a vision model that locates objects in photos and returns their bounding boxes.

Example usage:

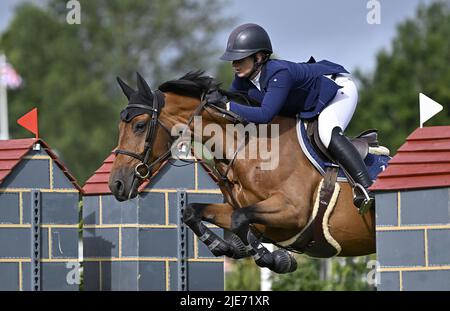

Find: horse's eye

[134,121,147,133]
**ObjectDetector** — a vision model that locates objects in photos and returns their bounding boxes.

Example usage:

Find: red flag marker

[17,108,39,139]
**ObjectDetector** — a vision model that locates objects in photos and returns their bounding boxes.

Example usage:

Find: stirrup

[353,183,374,215]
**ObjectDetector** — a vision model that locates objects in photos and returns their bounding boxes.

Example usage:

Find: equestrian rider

[205,23,374,209]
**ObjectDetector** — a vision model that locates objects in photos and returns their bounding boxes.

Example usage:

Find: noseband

[115,90,173,190]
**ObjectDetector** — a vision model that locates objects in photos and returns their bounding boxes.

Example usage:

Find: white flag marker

[419,93,443,128]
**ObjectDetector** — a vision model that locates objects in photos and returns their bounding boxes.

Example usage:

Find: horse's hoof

[272,249,297,274]
[227,234,251,259]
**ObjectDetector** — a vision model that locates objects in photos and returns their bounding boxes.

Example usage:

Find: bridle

[114,86,250,200]
[114,90,174,195]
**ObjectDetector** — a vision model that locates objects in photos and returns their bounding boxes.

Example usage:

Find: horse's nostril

[115,180,125,195]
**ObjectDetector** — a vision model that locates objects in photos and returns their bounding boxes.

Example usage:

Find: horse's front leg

[230,193,301,274]
[182,202,249,259]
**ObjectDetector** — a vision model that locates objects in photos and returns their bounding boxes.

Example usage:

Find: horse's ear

[136,72,152,97]
[116,76,135,100]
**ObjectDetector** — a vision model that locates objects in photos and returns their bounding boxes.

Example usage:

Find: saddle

[306,118,380,164]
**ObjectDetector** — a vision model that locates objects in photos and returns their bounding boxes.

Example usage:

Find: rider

[206,23,374,209]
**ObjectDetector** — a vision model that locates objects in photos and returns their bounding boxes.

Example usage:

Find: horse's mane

[158,70,261,107]
[158,70,219,98]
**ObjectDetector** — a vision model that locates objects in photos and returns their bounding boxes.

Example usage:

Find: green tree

[225,258,261,291]
[0,4,108,181]
[271,255,328,291]
[330,256,376,291]
[348,0,450,151]
[271,255,375,291]
[0,0,231,183]
[48,0,232,85]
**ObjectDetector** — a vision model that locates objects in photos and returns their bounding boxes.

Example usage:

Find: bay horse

[109,72,376,274]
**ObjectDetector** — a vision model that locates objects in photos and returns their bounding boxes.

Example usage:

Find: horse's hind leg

[230,194,300,274]
[183,202,249,259]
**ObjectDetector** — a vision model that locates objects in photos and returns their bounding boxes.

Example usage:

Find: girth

[270,164,341,258]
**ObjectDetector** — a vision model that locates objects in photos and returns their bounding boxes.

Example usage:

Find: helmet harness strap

[249,53,270,80]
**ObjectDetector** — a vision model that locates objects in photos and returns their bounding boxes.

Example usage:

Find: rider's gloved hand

[205,90,229,109]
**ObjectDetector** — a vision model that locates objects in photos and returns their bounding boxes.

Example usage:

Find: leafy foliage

[271,255,376,291]
[225,258,261,291]
[0,0,231,182]
[348,0,450,152]
[225,254,376,291]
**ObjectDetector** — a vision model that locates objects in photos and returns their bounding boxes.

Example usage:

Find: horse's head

[109,73,172,201]
[109,70,234,201]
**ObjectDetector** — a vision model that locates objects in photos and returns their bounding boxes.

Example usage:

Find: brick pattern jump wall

[376,188,450,291]
[83,160,224,290]
[0,148,80,291]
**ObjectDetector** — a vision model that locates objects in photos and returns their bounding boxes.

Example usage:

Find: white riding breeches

[318,74,358,148]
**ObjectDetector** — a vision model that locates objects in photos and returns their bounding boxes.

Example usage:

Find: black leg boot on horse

[231,209,297,274]
[327,127,374,212]
[183,203,250,259]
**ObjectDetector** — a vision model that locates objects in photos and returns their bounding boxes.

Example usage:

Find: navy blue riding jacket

[229,57,349,122]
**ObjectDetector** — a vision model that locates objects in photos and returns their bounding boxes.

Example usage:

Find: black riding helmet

[220,23,273,61]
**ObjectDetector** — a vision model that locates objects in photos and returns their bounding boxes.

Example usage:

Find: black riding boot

[327,127,374,211]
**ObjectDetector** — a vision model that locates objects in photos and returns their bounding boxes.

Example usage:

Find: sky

[0,0,435,73]
[220,0,435,73]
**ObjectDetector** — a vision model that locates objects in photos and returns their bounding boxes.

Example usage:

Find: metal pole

[31,190,41,291]
[0,54,9,140]
[177,189,188,291]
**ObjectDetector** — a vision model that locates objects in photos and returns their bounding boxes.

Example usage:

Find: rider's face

[232,56,255,78]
